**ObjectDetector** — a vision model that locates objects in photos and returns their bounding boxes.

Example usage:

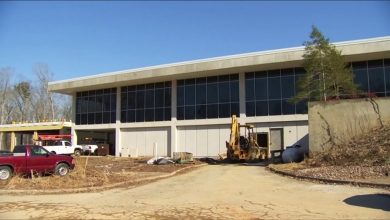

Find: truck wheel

[55,163,70,177]
[0,166,12,181]
[74,149,81,157]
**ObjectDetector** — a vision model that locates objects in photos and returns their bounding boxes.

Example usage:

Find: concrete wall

[308,97,390,152]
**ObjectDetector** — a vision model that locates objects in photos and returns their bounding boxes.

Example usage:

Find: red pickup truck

[0,145,75,181]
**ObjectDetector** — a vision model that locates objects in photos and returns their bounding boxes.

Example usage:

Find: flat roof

[49,36,390,94]
[0,121,72,132]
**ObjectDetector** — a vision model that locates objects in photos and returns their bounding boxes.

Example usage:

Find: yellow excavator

[226,115,268,161]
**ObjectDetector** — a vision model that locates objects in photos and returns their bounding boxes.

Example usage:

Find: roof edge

[49,36,390,86]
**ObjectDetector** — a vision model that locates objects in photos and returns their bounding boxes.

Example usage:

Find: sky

[0,1,389,82]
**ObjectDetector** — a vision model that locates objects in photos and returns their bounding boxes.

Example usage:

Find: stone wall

[308,97,390,152]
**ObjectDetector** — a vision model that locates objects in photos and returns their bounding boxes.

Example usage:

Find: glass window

[177,86,184,106]
[196,105,207,119]
[269,100,281,115]
[164,107,171,121]
[246,68,308,116]
[368,60,383,68]
[219,103,230,118]
[177,107,184,120]
[385,67,390,94]
[281,76,295,98]
[230,81,239,102]
[164,88,171,107]
[136,109,144,122]
[368,68,385,93]
[246,102,255,116]
[155,108,164,121]
[196,84,207,105]
[268,77,281,100]
[207,104,218,119]
[95,113,102,124]
[218,82,230,103]
[127,110,135,122]
[255,78,268,100]
[127,92,135,109]
[31,146,48,156]
[121,82,171,122]
[121,93,127,110]
[136,91,145,109]
[256,101,268,116]
[103,112,110,124]
[207,83,218,104]
[155,89,164,107]
[185,106,196,120]
[353,69,369,92]
[145,90,155,108]
[185,85,196,105]
[145,109,154,121]
[282,100,295,115]
[352,61,367,70]
[177,74,239,120]
[231,103,239,117]
[245,79,255,101]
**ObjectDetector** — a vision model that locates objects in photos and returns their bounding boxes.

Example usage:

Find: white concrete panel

[219,126,231,153]
[121,127,169,157]
[297,124,309,153]
[196,128,208,156]
[207,126,220,156]
[177,128,186,153]
[185,129,197,155]
[121,130,137,157]
[283,125,297,148]
[136,130,146,156]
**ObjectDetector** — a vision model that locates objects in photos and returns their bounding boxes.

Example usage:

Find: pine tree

[291,26,358,103]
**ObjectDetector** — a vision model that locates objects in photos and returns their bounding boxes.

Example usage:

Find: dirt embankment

[270,125,390,184]
[1,157,201,190]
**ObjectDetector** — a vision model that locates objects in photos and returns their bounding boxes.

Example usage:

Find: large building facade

[49,36,390,157]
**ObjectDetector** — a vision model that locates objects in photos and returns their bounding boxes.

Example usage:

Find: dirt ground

[0,156,201,190]
[0,165,389,219]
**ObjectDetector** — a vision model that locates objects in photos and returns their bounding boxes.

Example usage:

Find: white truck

[81,144,99,155]
[42,140,84,156]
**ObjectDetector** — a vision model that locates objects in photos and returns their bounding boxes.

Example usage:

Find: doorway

[269,128,283,151]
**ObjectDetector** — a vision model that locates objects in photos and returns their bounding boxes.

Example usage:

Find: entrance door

[270,128,283,151]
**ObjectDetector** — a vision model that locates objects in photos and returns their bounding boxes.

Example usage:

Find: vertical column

[71,93,77,145]
[239,72,247,122]
[10,131,16,152]
[170,80,177,156]
[115,87,121,157]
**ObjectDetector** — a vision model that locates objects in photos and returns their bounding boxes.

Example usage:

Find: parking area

[0,164,389,219]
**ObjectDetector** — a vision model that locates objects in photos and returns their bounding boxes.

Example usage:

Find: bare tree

[0,67,15,124]
[13,81,32,122]
[0,68,16,149]
[31,63,55,121]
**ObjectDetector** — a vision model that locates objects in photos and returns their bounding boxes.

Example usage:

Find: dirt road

[0,164,389,219]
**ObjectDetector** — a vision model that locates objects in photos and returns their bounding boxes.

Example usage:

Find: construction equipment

[226,115,268,161]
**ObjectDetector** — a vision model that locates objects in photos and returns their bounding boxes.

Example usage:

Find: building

[48,36,390,157]
[0,121,72,151]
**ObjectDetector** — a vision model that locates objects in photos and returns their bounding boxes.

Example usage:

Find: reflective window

[76,88,116,125]
[121,81,171,123]
[245,68,307,116]
[177,74,239,120]
[352,59,388,97]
